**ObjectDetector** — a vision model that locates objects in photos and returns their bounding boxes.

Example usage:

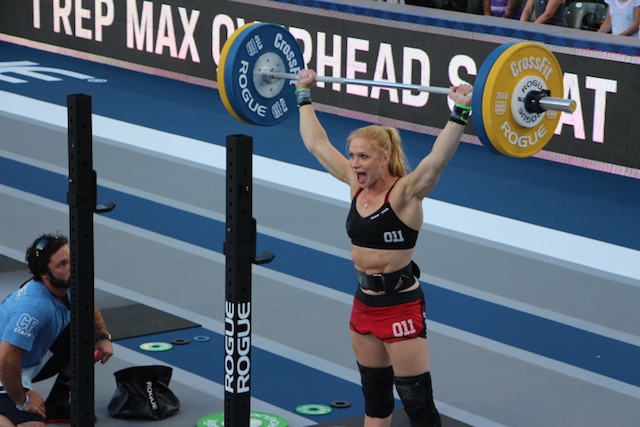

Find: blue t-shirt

[0,280,70,374]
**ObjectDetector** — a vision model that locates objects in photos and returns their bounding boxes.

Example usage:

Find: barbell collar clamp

[536,95,576,113]
[525,89,550,114]
[524,90,575,114]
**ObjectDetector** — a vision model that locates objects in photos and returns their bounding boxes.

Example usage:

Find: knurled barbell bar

[218,22,576,158]
[263,71,575,115]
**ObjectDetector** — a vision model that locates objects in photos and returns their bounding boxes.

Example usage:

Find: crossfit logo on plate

[510,55,553,80]
[478,42,566,158]
[502,53,556,149]
[273,32,300,71]
[0,61,104,84]
[224,300,250,394]
[510,54,554,132]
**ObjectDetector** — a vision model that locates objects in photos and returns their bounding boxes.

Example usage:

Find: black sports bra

[346,183,419,250]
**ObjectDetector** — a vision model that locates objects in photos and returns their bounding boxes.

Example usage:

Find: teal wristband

[449,103,472,125]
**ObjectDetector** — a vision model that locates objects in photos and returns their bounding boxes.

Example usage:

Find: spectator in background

[598,0,640,36]
[406,0,487,13]
[407,0,468,11]
[405,0,439,7]
[484,0,525,18]
[521,0,568,25]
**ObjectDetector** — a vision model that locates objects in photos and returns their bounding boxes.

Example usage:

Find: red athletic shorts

[349,287,427,343]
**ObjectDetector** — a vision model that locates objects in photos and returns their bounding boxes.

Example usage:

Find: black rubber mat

[101,303,200,340]
[310,409,472,427]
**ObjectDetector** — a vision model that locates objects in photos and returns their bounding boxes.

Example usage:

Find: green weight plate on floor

[139,341,173,352]
[196,411,288,426]
[295,404,332,415]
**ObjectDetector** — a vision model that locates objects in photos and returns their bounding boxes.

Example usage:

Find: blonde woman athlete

[295,69,473,427]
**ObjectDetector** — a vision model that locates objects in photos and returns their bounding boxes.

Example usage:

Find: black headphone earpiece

[34,235,56,259]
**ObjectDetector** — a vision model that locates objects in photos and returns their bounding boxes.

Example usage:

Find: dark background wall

[1,0,638,174]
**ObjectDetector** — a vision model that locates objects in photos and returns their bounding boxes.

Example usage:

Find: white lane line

[1,90,639,282]
[2,182,639,346]
[1,185,639,423]
[94,273,640,402]
[2,185,639,402]
[111,345,316,427]
[421,272,640,347]
[430,323,640,400]
[100,279,511,427]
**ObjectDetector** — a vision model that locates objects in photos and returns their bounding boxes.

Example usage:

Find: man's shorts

[0,393,46,424]
[0,325,70,424]
[349,286,427,342]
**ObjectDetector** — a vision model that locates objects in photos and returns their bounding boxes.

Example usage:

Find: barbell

[218,22,576,158]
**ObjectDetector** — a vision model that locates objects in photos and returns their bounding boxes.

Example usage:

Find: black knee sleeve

[395,372,441,427]
[358,362,395,418]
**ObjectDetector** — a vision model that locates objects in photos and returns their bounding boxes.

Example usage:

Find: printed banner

[1,0,638,171]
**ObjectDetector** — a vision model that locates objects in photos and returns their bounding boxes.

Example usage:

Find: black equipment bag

[108,365,180,420]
